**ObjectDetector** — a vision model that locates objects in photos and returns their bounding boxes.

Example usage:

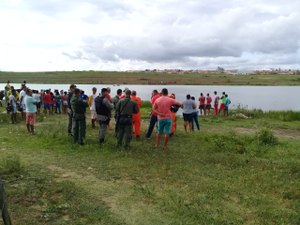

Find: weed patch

[256,128,278,146]
[0,155,23,179]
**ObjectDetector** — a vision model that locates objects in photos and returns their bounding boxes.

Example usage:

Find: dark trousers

[68,111,73,134]
[56,102,61,114]
[146,114,157,138]
[0,180,12,225]
[73,118,86,144]
[117,124,132,147]
[192,111,200,130]
[99,120,109,141]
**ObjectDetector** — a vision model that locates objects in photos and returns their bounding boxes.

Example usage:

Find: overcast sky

[0,0,299,72]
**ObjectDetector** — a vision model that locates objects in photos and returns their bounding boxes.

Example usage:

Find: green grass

[0,105,299,224]
[1,71,300,85]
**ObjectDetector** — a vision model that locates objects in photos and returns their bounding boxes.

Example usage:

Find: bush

[0,155,23,178]
[211,132,248,154]
[256,128,278,146]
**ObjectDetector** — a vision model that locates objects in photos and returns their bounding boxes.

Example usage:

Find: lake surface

[1,83,299,111]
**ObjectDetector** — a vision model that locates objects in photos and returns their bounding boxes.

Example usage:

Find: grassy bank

[0,105,299,224]
[1,71,300,85]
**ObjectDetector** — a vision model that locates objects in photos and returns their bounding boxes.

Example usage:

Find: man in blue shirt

[225,94,231,116]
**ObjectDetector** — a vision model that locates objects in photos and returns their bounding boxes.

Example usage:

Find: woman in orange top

[131,90,142,139]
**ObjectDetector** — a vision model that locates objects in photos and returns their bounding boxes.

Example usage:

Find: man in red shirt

[198,93,206,116]
[153,88,181,149]
[205,93,212,115]
[43,90,52,115]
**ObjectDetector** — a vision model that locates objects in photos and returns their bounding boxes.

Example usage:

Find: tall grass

[235,106,300,121]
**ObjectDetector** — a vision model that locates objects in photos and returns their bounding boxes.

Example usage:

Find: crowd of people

[2,80,231,149]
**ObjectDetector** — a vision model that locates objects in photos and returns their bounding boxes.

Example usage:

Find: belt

[120,115,132,118]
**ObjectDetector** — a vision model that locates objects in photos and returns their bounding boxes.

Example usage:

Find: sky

[0,0,300,72]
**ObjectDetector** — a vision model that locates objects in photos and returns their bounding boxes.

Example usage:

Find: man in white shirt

[19,86,27,120]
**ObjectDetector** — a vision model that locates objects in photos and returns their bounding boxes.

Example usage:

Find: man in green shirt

[112,89,122,136]
[115,89,139,149]
[71,88,88,145]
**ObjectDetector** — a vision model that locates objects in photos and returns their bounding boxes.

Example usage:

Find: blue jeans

[192,111,200,130]
[146,114,157,138]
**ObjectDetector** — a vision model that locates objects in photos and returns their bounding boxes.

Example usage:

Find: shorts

[10,106,17,113]
[91,110,97,120]
[199,105,205,110]
[183,113,193,122]
[220,104,225,110]
[157,119,172,135]
[26,112,36,125]
[44,103,50,110]
[225,106,229,111]
[206,104,211,110]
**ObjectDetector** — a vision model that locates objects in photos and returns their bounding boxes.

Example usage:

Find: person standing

[33,90,41,114]
[205,93,212,115]
[67,84,77,136]
[225,94,231,116]
[198,93,206,116]
[43,90,52,115]
[219,92,226,116]
[61,91,68,114]
[112,89,123,136]
[24,89,37,134]
[152,88,181,149]
[9,89,17,124]
[4,80,11,101]
[116,89,139,149]
[191,96,200,131]
[54,90,62,114]
[131,90,142,139]
[80,90,88,101]
[70,88,89,145]
[88,87,98,128]
[19,86,27,120]
[213,91,220,116]
[170,93,179,136]
[112,89,122,108]
[182,94,196,132]
[106,87,113,103]
[146,90,160,139]
[95,88,114,144]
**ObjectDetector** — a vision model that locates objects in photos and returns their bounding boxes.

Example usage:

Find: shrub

[0,155,23,178]
[211,132,248,154]
[256,128,278,146]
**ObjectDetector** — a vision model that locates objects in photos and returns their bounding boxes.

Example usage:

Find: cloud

[0,0,300,71]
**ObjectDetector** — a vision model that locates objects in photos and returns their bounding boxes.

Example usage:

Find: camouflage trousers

[73,118,86,144]
[117,124,132,148]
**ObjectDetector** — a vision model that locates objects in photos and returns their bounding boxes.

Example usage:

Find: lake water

[1,83,299,111]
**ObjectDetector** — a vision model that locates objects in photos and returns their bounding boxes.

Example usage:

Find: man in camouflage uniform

[95,88,114,144]
[116,89,139,149]
[67,84,76,135]
[71,88,88,145]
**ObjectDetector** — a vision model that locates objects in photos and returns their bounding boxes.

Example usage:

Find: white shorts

[91,110,97,120]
